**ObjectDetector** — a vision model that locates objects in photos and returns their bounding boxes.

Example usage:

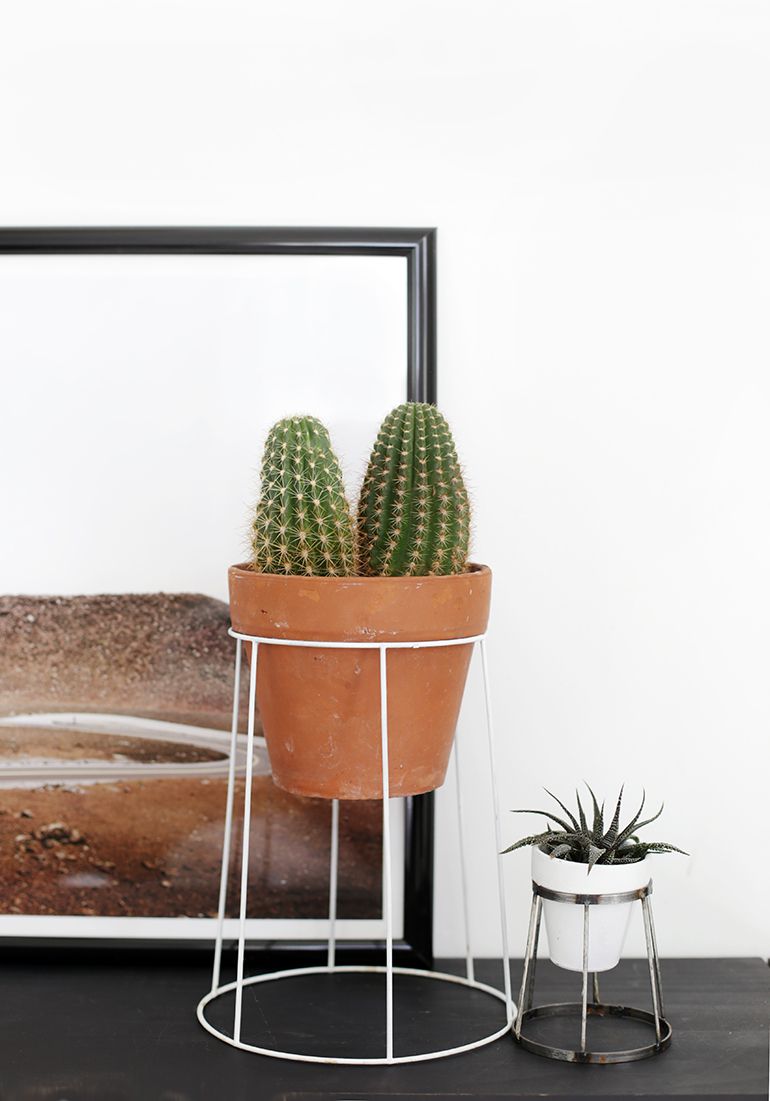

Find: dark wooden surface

[0,956,766,1101]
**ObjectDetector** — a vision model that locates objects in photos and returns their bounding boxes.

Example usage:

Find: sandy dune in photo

[0,593,250,728]
[0,594,382,920]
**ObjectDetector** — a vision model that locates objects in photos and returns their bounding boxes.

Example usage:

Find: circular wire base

[514,1002,672,1064]
[197,964,514,1065]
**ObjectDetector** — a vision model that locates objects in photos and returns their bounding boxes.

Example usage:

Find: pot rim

[228,562,491,583]
[228,560,492,643]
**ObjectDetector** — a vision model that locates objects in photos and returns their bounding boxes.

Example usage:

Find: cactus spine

[357,403,471,576]
[251,416,356,576]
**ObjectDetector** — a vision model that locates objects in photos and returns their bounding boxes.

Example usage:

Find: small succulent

[503,785,687,870]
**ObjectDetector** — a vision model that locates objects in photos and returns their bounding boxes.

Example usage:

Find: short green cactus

[251,416,356,576]
[357,403,471,576]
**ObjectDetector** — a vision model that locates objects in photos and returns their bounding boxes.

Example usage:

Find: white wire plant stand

[196,628,516,1065]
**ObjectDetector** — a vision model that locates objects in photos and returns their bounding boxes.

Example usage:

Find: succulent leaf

[587,844,605,871]
[548,843,573,860]
[610,801,663,856]
[544,788,580,831]
[585,782,604,836]
[500,830,557,855]
[576,789,588,836]
[602,785,625,847]
[510,808,575,833]
[636,842,689,856]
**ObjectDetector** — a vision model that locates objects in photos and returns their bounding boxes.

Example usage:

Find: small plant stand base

[513,881,672,1064]
[196,628,515,1065]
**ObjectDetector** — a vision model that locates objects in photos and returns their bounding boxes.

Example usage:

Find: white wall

[3,0,768,958]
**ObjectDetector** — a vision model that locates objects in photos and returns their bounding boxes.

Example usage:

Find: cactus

[251,415,356,576]
[357,402,471,576]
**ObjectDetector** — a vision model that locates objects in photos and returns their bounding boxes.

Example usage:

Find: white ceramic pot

[531,846,650,973]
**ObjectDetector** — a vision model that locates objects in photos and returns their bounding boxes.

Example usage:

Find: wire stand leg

[646,895,665,1018]
[479,639,514,1025]
[592,972,601,1005]
[379,646,394,1064]
[452,733,475,983]
[524,894,542,1013]
[327,799,339,971]
[580,903,590,1052]
[211,637,242,994]
[641,894,662,1043]
[233,641,259,1045]
[515,892,540,1040]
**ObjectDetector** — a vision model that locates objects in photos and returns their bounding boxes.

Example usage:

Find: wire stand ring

[198,965,511,1065]
[196,629,515,1065]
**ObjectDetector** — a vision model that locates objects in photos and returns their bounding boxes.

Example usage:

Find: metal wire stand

[196,629,515,1065]
[513,881,672,1064]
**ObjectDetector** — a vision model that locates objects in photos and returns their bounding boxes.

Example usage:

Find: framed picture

[0,226,436,966]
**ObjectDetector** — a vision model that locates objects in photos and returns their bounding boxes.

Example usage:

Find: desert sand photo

[0,592,381,921]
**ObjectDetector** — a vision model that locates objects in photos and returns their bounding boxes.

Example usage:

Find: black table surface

[0,955,766,1101]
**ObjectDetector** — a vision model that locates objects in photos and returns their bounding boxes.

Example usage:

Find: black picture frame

[0,225,437,969]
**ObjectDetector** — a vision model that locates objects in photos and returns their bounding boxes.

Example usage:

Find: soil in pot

[532,846,650,973]
[228,563,492,800]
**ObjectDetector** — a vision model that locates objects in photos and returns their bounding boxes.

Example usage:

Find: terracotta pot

[228,563,492,800]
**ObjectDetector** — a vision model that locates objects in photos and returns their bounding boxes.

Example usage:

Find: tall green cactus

[251,416,356,576]
[357,403,471,576]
